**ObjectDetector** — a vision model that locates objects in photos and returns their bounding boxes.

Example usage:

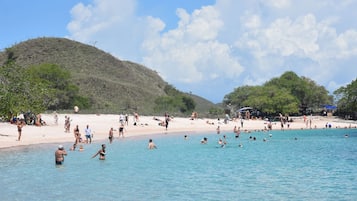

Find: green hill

[0,37,218,115]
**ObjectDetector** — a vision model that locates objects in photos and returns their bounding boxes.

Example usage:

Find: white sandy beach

[0,113,355,149]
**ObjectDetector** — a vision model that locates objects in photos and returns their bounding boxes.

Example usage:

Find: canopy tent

[237,107,253,112]
[322,105,337,110]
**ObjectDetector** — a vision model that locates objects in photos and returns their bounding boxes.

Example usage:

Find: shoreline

[0,113,356,149]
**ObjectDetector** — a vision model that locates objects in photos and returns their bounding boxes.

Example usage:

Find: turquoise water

[0,128,356,201]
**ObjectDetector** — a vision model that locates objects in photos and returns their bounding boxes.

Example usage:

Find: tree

[0,62,90,120]
[0,62,47,120]
[334,78,357,119]
[223,85,257,108]
[154,85,196,114]
[223,71,331,117]
[26,63,90,110]
[239,85,299,115]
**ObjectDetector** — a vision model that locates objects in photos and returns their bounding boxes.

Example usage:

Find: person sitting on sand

[55,145,67,165]
[148,139,157,149]
[206,120,214,125]
[153,116,161,121]
[92,144,106,160]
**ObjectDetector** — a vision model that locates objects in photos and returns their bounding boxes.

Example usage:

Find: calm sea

[0,128,356,201]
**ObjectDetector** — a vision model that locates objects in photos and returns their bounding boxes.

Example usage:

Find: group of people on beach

[69,124,93,151]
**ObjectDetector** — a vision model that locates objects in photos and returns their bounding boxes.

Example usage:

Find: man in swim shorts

[85,125,92,143]
[55,145,67,165]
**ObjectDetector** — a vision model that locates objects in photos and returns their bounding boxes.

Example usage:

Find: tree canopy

[0,62,90,120]
[334,78,357,120]
[154,85,196,114]
[223,71,333,117]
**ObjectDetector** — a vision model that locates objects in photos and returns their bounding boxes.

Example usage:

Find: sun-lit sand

[0,113,355,149]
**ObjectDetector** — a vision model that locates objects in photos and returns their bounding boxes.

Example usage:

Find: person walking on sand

[64,116,71,133]
[16,121,24,141]
[55,145,67,165]
[84,125,92,143]
[148,139,157,149]
[92,144,106,160]
[125,114,129,125]
[53,111,58,125]
[108,127,114,144]
[165,115,170,130]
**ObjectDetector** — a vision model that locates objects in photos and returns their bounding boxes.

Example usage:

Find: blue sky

[2,0,357,103]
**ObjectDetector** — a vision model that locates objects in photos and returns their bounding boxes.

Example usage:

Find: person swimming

[218,139,225,148]
[200,137,208,144]
[148,139,157,149]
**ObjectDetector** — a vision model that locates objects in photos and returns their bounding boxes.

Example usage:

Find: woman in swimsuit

[92,144,106,160]
[108,128,114,144]
[17,121,24,141]
[73,125,80,144]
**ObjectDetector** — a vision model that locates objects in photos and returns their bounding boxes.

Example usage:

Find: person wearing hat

[55,145,67,165]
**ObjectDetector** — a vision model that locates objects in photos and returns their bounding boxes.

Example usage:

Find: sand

[0,113,355,149]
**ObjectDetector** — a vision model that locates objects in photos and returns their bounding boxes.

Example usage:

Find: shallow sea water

[0,128,356,201]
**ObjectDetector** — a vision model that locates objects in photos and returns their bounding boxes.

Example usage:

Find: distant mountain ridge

[0,37,216,115]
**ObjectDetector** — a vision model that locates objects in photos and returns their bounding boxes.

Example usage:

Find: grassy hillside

[0,37,218,115]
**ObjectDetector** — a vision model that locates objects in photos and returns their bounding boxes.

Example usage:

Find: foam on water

[0,128,356,201]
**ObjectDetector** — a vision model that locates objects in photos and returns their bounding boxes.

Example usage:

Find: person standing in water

[216,126,220,134]
[55,145,67,165]
[92,144,106,160]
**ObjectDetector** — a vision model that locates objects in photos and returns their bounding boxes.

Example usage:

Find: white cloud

[237,14,320,58]
[67,0,141,60]
[141,5,244,84]
[335,30,357,58]
[235,11,357,91]
[66,0,357,102]
[263,0,291,9]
